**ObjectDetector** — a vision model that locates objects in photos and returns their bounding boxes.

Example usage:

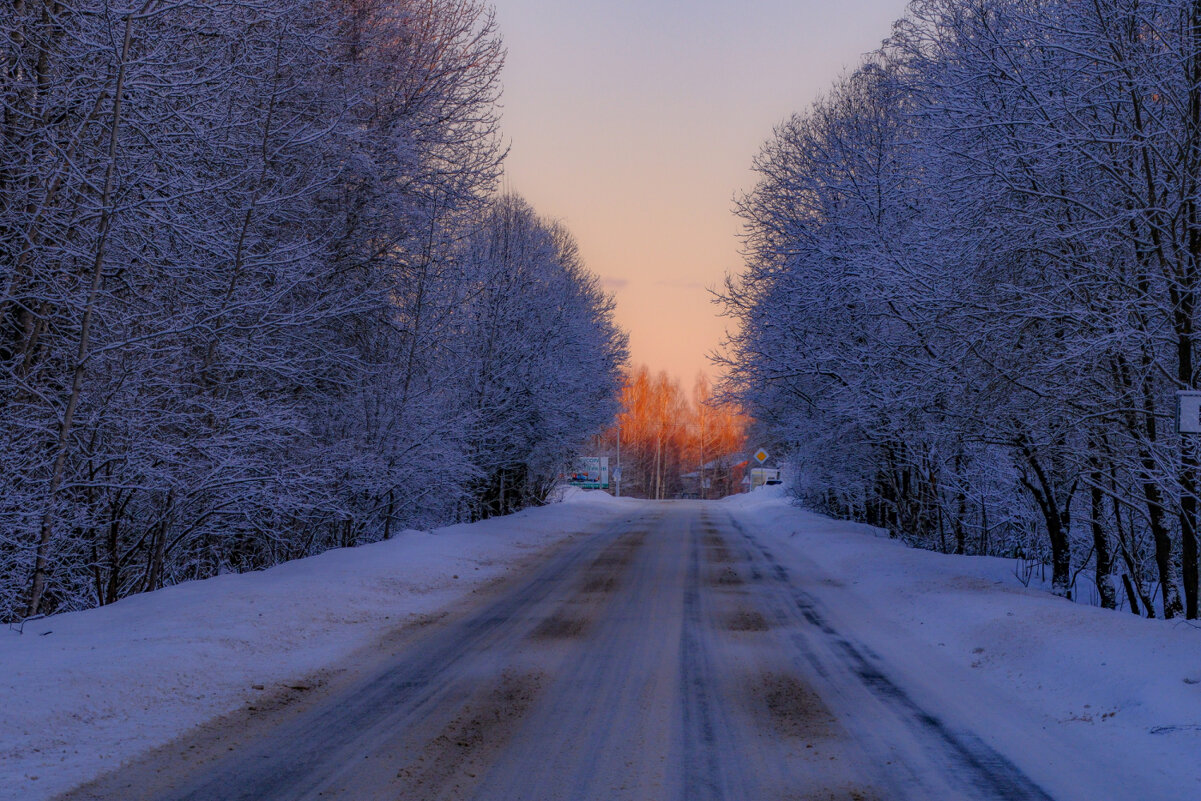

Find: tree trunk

[1018,442,1072,599]
[1113,353,1184,617]
[1179,0,1201,619]
[1089,465,1116,610]
[26,7,139,618]
[1121,573,1142,616]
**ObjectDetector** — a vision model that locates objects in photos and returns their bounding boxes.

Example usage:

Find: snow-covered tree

[0,0,625,620]
[720,0,1201,618]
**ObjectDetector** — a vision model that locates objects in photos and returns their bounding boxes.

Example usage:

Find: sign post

[749,448,771,490]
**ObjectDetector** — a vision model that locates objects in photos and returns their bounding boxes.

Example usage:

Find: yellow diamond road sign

[754,448,770,464]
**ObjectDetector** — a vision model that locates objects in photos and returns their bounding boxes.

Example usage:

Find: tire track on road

[726,512,1057,801]
[59,516,647,801]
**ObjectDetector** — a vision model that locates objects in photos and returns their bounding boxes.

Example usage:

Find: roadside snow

[728,485,1201,799]
[7,485,1198,800]
[0,490,629,801]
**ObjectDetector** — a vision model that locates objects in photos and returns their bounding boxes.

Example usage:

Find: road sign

[1180,392,1201,434]
[753,448,770,464]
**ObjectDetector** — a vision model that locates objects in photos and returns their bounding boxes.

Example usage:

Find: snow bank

[735,494,1201,799]
[719,483,791,509]
[0,501,626,801]
[547,485,632,506]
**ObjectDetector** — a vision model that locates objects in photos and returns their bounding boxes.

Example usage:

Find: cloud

[654,279,706,291]
[601,276,629,290]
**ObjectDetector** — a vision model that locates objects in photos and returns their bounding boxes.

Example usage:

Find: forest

[590,366,748,500]
[0,0,627,621]
[720,0,1201,619]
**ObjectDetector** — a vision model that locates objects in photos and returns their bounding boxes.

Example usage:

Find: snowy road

[63,502,1097,801]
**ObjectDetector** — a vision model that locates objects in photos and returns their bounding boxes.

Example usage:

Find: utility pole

[616,424,622,498]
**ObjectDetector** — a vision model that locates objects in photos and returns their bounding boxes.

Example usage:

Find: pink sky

[494,0,909,382]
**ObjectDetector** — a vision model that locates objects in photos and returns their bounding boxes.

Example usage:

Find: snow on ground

[728,485,1201,799]
[6,484,1200,800]
[0,490,631,801]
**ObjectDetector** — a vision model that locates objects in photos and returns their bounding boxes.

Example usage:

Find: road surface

[62,502,1066,801]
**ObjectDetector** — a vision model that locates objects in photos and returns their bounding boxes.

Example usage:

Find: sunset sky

[493,0,910,382]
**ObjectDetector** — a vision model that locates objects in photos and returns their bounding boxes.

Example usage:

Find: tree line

[0,0,626,621]
[719,0,1201,618]
[594,366,746,500]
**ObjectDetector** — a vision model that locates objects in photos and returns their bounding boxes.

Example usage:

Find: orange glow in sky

[494,1,909,381]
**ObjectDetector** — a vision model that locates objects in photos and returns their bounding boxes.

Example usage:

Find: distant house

[679,456,747,499]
